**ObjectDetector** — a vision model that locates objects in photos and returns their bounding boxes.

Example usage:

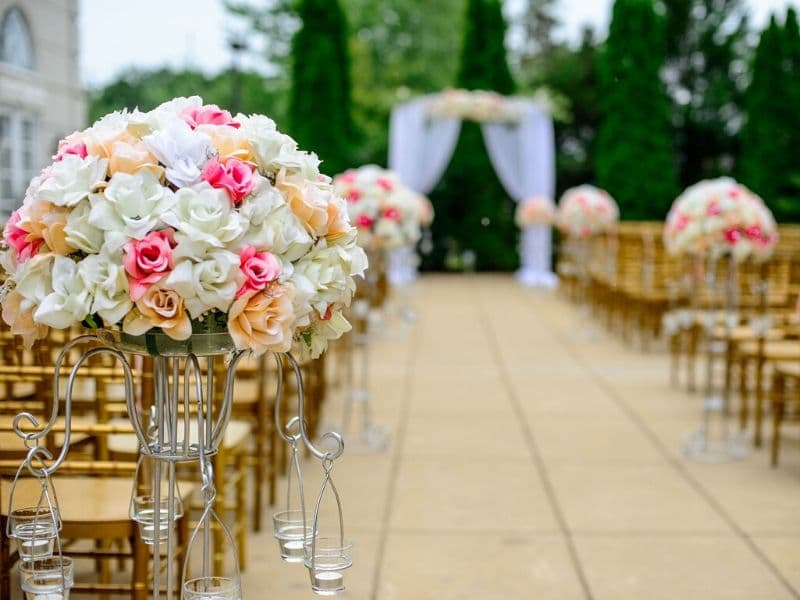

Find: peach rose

[227,283,294,354]
[326,197,352,243]
[25,200,72,255]
[275,168,329,237]
[108,139,162,178]
[201,125,255,162]
[123,284,191,340]
[2,289,48,348]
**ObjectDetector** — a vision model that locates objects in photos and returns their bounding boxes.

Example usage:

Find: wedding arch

[388,89,557,286]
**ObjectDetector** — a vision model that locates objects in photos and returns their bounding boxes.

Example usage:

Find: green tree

[595,0,678,220]
[427,0,517,271]
[740,13,800,221]
[288,0,353,175]
[740,17,784,212]
[521,26,602,196]
[662,0,750,186]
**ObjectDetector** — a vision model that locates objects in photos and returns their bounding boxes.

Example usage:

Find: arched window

[0,7,35,70]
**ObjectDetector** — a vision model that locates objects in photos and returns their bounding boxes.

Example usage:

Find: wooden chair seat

[737,339,800,360]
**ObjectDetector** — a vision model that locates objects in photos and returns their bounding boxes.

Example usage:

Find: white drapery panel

[387,97,556,287]
[481,102,555,202]
[388,97,462,195]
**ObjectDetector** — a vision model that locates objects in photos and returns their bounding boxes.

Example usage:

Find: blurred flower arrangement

[664,177,778,261]
[333,165,422,250]
[515,196,555,227]
[427,89,523,123]
[0,96,367,358]
[556,185,619,238]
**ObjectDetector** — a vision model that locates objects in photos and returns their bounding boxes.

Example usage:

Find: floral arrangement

[664,177,778,261]
[332,165,422,250]
[0,97,367,358]
[556,185,619,238]
[515,196,555,227]
[427,89,523,124]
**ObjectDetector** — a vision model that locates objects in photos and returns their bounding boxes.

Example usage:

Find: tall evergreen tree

[289,0,353,175]
[429,0,517,271]
[662,0,749,186]
[740,17,784,213]
[595,0,678,220]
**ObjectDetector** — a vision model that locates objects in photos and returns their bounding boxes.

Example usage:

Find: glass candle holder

[304,537,353,596]
[9,507,59,561]
[19,557,74,593]
[131,495,182,545]
[272,510,313,563]
[183,576,241,600]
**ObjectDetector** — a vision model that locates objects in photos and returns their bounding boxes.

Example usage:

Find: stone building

[0,0,84,218]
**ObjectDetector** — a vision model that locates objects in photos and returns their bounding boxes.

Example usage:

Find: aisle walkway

[244,275,800,599]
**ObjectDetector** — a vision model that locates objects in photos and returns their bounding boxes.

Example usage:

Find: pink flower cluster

[664,178,778,261]
[556,185,619,238]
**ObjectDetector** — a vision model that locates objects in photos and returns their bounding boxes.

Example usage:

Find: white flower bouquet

[664,177,778,261]
[332,165,422,250]
[427,89,522,124]
[0,97,367,358]
[515,196,555,227]
[556,185,619,238]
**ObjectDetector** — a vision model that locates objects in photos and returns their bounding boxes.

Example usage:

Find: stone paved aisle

[243,274,800,600]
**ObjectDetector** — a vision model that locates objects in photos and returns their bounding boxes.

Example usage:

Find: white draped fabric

[388,95,556,287]
[388,97,462,195]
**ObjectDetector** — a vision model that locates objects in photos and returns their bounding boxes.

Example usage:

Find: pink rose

[237,245,281,299]
[745,225,762,240]
[676,214,690,231]
[355,214,374,229]
[383,207,401,221]
[53,141,88,161]
[3,210,42,263]
[201,157,256,205]
[707,201,721,216]
[377,177,394,191]
[123,229,177,301]
[346,189,362,203]
[724,228,742,244]
[339,171,356,184]
[181,105,240,129]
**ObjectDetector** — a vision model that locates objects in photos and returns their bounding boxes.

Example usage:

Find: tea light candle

[313,571,344,592]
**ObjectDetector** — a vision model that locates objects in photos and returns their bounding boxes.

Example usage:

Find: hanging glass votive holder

[304,458,352,596]
[129,452,184,546]
[8,506,60,561]
[272,417,314,563]
[6,458,62,563]
[19,556,74,599]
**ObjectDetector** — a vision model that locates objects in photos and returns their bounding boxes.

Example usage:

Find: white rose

[296,309,352,360]
[34,256,91,329]
[88,171,174,246]
[143,119,214,188]
[77,251,132,325]
[38,155,108,207]
[291,240,367,318]
[239,189,313,262]
[15,253,54,304]
[64,199,104,253]
[162,183,245,249]
[237,114,308,174]
[165,249,240,318]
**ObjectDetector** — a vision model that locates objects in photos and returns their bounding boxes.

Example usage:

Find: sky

[80,0,800,88]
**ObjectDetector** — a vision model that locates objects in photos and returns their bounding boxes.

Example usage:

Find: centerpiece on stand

[664,177,777,462]
[515,195,557,287]
[555,185,619,309]
[1,96,367,598]
[332,165,422,450]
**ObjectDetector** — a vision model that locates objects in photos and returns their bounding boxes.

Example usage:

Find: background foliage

[88,0,800,270]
